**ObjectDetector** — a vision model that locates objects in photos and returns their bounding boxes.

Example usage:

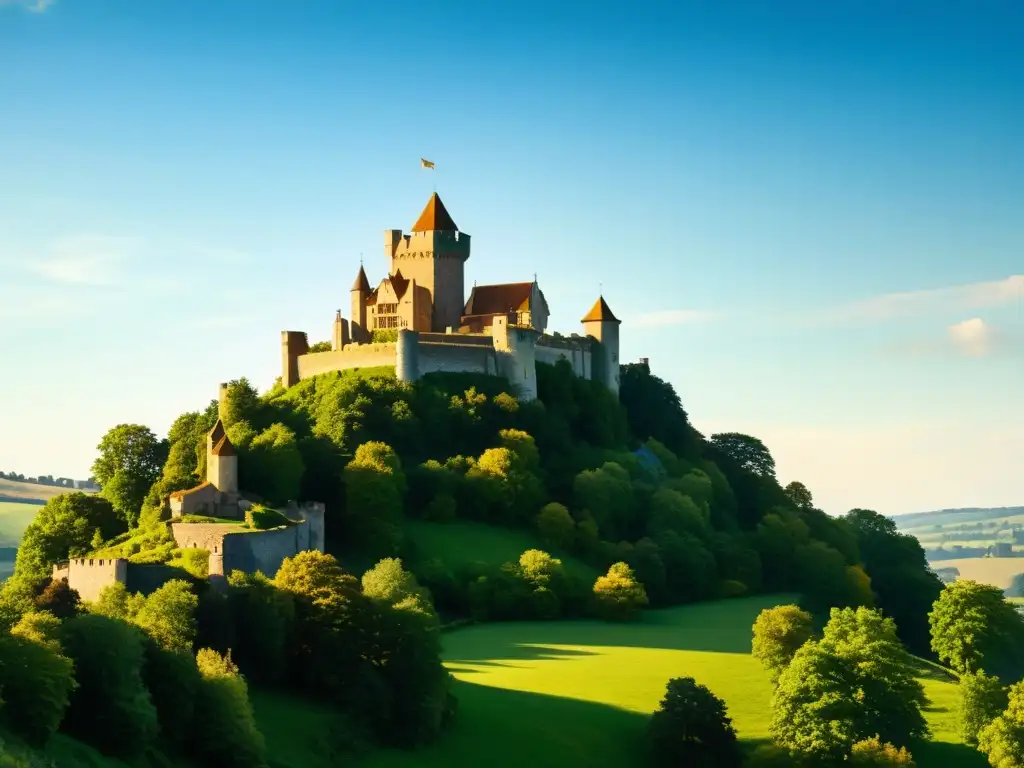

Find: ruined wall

[286,502,326,553]
[417,341,496,376]
[296,344,396,380]
[53,558,128,603]
[221,524,305,579]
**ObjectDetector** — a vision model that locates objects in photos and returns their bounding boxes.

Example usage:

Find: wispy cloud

[0,0,55,12]
[830,274,1024,323]
[631,309,716,328]
[31,234,141,286]
[878,318,1022,360]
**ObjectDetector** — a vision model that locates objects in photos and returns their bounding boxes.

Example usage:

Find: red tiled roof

[464,282,534,316]
[411,193,458,232]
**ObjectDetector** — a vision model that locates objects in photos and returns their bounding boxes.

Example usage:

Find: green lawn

[358,594,984,768]
[402,519,600,582]
[0,501,39,548]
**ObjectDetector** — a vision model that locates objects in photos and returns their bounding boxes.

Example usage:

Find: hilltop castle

[281,193,622,400]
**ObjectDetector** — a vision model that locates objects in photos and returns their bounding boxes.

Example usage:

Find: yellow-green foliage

[89,522,176,564]
[593,562,648,621]
[168,547,210,578]
[245,504,291,530]
[850,736,916,766]
[751,604,814,686]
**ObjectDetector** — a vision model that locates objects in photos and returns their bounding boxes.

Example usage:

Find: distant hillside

[893,506,1024,531]
[0,477,95,504]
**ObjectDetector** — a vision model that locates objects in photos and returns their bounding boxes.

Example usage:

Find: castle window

[378,303,398,314]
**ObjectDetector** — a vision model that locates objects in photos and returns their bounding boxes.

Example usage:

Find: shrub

[169,546,210,578]
[245,504,291,530]
[751,604,814,685]
[647,677,741,767]
[849,736,916,766]
[192,649,267,768]
[593,562,648,621]
[133,578,198,654]
[34,577,81,619]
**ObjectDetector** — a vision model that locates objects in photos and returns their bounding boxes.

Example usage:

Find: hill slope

[359,595,982,768]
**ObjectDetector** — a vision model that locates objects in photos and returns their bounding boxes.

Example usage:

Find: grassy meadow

[929,556,1024,591]
[358,594,982,768]
[0,477,90,503]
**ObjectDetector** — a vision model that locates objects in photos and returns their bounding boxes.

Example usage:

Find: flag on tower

[420,158,435,169]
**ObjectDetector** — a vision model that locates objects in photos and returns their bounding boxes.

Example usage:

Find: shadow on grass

[441,595,795,661]
[357,678,650,768]
[912,739,988,768]
[448,644,601,667]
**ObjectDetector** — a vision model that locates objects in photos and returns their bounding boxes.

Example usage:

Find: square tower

[385,193,471,333]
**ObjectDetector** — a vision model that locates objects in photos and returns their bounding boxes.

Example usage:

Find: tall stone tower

[385,193,471,333]
[581,296,622,396]
[350,265,371,343]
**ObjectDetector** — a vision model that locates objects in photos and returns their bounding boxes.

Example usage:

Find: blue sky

[1,0,1021,516]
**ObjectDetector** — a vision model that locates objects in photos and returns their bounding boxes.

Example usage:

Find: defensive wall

[52,557,128,602]
[281,321,603,401]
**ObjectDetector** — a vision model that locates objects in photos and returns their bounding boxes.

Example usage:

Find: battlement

[52,557,129,602]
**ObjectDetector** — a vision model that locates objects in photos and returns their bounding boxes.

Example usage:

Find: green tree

[344,441,406,556]
[593,562,648,621]
[192,648,267,768]
[618,363,701,461]
[784,481,814,510]
[771,607,928,762]
[751,604,814,685]
[845,508,942,656]
[134,579,198,654]
[92,424,167,526]
[978,681,1024,768]
[647,676,742,767]
[960,670,1008,747]
[709,432,776,478]
[243,423,305,505]
[12,492,126,584]
[929,580,1024,680]
[535,502,575,548]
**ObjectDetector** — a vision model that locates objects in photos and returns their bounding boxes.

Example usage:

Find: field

[0,477,90,503]
[358,595,983,768]
[402,519,600,582]
[929,557,1024,591]
[0,501,40,547]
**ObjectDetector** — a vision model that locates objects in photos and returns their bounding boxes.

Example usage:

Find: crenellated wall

[52,558,128,602]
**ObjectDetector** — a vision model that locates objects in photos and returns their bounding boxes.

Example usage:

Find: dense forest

[3,360,1023,766]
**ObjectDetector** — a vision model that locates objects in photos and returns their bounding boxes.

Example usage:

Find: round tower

[581,296,622,397]
[350,265,371,343]
[395,328,420,383]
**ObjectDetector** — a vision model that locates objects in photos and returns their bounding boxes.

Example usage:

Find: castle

[54,388,326,601]
[281,193,622,400]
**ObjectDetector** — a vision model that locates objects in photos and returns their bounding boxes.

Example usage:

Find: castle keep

[281,193,622,400]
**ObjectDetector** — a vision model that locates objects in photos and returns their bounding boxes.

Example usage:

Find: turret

[581,296,621,397]
[350,265,371,343]
[332,309,348,351]
[207,430,238,494]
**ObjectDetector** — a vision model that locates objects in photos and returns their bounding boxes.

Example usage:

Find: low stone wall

[297,344,396,379]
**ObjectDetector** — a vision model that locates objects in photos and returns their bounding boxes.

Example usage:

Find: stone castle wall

[536,336,593,379]
[53,558,128,602]
[297,343,397,379]
[418,341,497,376]
[221,524,306,578]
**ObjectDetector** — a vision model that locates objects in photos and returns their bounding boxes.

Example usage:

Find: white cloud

[830,274,1024,323]
[31,234,141,285]
[0,0,55,12]
[948,317,993,357]
[631,309,715,328]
